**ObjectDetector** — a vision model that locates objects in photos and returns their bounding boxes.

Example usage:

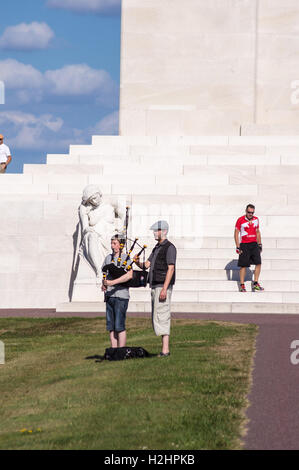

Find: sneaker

[252,282,264,291]
[158,352,170,357]
[239,283,246,292]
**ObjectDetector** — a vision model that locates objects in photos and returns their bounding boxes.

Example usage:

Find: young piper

[102,235,130,348]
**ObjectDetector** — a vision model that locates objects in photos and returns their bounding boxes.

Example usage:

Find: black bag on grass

[104,346,149,361]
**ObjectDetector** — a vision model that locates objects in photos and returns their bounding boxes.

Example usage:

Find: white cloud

[0,59,116,104]
[0,109,119,152]
[0,22,54,51]
[47,0,121,14]
[45,64,112,96]
[0,59,44,90]
[0,110,65,150]
[91,111,119,135]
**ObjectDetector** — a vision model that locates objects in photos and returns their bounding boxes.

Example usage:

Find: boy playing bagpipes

[102,233,147,348]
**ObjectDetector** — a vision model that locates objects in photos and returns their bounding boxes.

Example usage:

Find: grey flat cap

[150,220,169,231]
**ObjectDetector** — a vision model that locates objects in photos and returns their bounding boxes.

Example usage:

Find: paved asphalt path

[1,309,299,450]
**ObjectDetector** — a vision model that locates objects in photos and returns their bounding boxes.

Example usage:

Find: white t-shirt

[0,143,11,164]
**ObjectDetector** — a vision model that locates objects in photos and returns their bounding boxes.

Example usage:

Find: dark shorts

[238,242,261,267]
[106,297,129,332]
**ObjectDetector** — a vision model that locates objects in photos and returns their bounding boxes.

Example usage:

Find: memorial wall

[119,0,299,135]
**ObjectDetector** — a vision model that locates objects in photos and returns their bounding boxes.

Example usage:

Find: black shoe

[158,352,170,357]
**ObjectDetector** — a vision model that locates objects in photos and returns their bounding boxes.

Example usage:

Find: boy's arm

[104,269,133,286]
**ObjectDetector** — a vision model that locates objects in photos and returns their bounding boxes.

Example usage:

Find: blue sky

[0,0,121,172]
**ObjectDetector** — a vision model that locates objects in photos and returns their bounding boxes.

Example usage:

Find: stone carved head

[81,184,103,207]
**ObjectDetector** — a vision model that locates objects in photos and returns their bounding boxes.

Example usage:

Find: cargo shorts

[151,286,173,336]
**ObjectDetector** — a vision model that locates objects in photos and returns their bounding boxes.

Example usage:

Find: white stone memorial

[1,1,299,314]
[120,0,299,135]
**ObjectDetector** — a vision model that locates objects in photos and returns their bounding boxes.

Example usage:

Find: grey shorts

[151,286,173,336]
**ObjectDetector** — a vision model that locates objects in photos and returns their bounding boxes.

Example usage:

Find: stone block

[0,201,44,220]
[0,184,49,194]
[229,136,299,146]
[70,144,129,156]
[25,164,104,175]
[91,135,157,146]
[130,144,190,157]
[111,184,177,195]
[156,136,229,146]
[47,155,79,165]
[0,253,20,274]
[49,184,111,196]
[177,184,258,196]
[209,194,288,206]
[0,174,33,184]
[155,174,229,185]
[207,154,281,166]
[183,164,256,177]
[33,174,89,185]
[190,145,266,155]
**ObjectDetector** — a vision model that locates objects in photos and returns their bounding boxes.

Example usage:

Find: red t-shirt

[235,215,259,243]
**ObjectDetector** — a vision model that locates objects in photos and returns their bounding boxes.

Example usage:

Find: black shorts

[238,242,261,267]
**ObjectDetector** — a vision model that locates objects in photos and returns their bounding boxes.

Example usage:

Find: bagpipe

[102,207,148,288]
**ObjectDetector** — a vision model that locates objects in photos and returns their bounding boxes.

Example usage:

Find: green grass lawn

[0,316,257,450]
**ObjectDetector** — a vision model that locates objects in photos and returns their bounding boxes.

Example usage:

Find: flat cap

[150,220,169,231]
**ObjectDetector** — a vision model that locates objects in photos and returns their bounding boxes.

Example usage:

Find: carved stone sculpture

[75,185,124,288]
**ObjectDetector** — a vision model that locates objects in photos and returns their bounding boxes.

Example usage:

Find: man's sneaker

[252,281,264,291]
[239,283,246,292]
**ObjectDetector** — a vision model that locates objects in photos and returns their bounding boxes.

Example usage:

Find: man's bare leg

[118,330,126,347]
[110,331,118,348]
[239,267,246,284]
[254,264,261,282]
[162,335,170,355]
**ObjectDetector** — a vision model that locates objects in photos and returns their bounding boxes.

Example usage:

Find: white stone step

[228,136,299,146]
[160,248,299,260]
[69,144,130,156]
[129,289,299,303]
[175,269,299,281]
[199,226,299,237]
[207,258,299,270]
[45,151,299,168]
[13,166,299,189]
[171,280,299,292]
[56,300,299,314]
[91,135,158,146]
[25,163,104,175]
[0,184,50,194]
[90,135,299,147]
